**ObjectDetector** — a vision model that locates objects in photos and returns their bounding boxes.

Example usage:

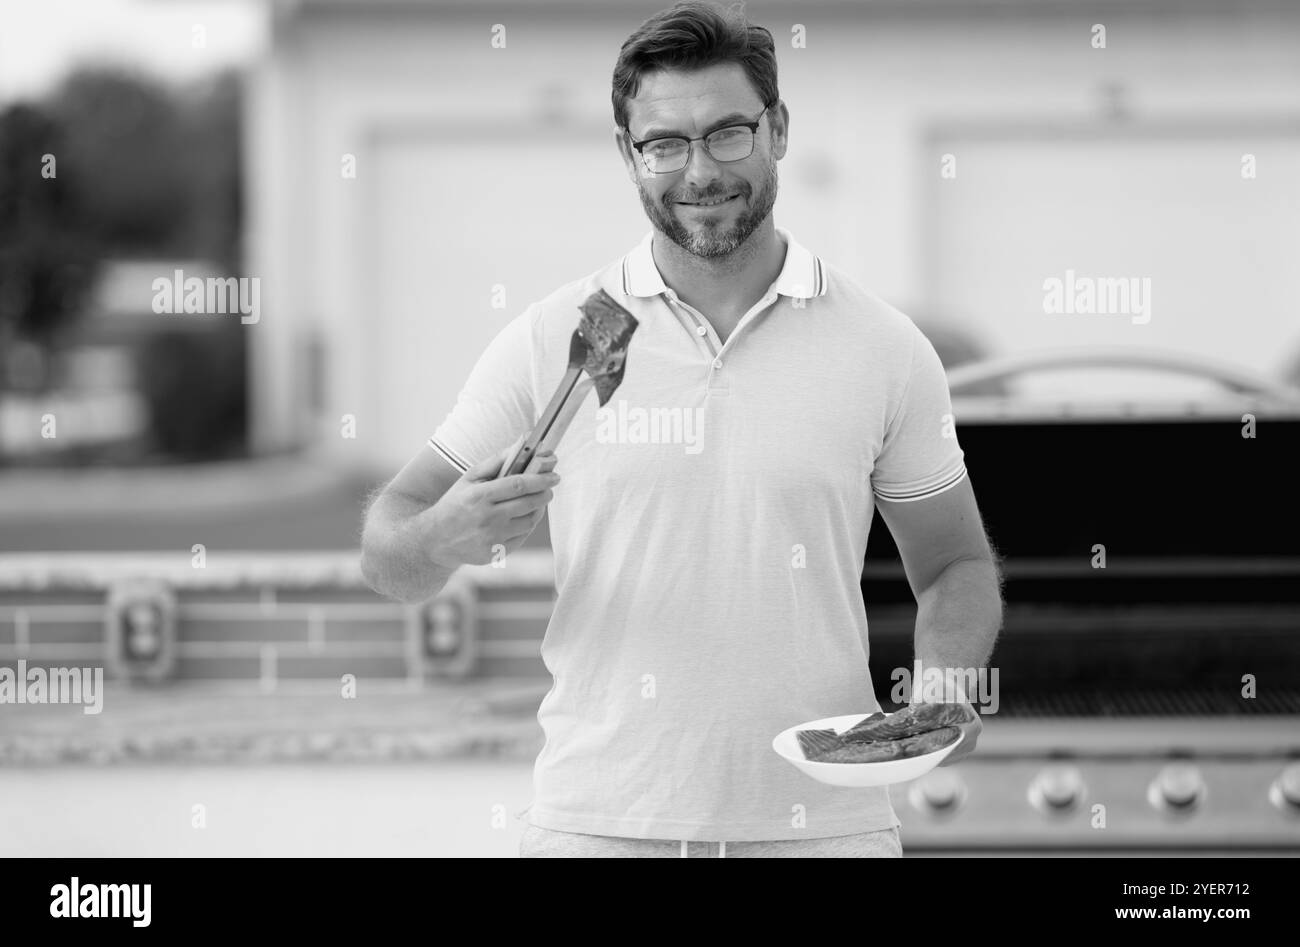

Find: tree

[0,102,98,389]
[0,66,247,460]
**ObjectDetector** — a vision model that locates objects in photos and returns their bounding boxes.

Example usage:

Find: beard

[636,156,778,260]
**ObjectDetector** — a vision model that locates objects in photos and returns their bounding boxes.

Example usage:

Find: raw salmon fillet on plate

[795,703,972,764]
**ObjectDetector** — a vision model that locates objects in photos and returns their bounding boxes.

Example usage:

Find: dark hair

[611,1,778,131]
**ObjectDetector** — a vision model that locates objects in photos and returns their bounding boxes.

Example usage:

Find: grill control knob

[908,769,967,815]
[1148,764,1206,814]
[1028,765,1085,813]
[1268,764,1300,814]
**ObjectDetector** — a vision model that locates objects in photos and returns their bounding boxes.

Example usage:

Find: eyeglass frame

[624,103,774,174]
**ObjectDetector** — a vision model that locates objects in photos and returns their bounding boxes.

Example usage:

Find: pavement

[0,450,552,552]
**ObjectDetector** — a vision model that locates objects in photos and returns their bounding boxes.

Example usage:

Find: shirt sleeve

[870,322,968,503]
[426,306,537,474]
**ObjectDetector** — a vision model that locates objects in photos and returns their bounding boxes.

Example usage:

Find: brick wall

[0,550,554,685]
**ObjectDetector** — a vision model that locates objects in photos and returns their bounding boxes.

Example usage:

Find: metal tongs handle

[500,369,595,477]
[499,327,597,477]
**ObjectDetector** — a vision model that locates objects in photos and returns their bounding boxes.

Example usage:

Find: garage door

[928,127,1300,400]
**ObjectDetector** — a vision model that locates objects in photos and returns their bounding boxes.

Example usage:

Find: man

[360,0,1002,858]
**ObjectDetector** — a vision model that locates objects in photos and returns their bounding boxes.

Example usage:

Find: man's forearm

[912,557,1003,696]
[361,496,459,604]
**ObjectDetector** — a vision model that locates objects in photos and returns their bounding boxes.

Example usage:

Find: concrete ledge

[0,681,551,765]
[0,720,546,766]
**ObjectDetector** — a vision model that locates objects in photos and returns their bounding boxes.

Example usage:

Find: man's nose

[681,140,723,188]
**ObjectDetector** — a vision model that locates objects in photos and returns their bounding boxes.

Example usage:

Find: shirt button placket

[664,295,715,358]
[709,353,728,394]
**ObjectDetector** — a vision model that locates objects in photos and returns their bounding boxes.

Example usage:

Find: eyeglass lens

[643,126,755,173]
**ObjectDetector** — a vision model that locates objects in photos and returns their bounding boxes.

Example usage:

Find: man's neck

[651,220,786,324]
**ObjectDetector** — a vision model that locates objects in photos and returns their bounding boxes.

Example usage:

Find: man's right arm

[360,491,459,605]
[360,439,559,604]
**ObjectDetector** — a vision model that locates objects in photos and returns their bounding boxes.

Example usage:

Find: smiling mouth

[676,194,740,207]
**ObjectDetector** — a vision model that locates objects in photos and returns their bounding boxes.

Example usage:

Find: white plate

[772,713,964,787]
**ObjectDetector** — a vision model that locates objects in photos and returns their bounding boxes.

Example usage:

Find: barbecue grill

[863,350,1300,854]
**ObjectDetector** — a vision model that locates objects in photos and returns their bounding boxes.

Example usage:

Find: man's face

[617,62,787,259]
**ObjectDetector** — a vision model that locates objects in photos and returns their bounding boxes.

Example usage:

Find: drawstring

[680,839,728,857]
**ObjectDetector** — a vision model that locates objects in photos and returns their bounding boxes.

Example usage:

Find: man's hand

[426,435,561,567]
[898,679,983,767]
[937,705,981,767]
[912,687,981,767]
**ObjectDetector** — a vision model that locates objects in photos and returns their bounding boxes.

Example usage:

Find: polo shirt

[428,225,968,841]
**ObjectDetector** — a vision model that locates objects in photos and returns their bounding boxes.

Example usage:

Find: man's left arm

[876,476,1003,765]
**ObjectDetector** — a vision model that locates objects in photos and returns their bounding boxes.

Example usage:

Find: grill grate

[988,689,1300,717]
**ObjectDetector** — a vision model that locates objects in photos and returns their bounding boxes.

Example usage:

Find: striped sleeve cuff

[427,437,471,474]
[873,464,968,503]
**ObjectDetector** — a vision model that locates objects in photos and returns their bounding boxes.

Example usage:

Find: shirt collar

[620,225,827,300]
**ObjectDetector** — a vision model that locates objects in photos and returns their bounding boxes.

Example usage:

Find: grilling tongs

[498,289,640,478]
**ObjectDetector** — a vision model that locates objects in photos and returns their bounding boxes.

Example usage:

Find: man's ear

[613,127,640,184]
[769,100,790,160]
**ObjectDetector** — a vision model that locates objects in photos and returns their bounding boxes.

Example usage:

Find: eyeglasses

[627,106,770,174]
